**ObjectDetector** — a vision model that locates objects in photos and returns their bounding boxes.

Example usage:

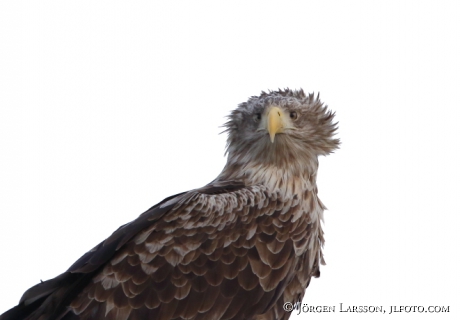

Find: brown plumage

[0,89,339,320]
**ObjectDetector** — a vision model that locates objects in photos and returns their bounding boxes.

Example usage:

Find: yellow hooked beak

[267,107,284,143]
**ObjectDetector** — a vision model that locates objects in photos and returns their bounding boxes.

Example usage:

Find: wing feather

[1,181,323,320]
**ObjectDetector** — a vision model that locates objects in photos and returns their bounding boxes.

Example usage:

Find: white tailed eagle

[0,89,339,320]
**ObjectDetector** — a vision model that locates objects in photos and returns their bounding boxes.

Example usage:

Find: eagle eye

[290,111,298,120]
[253,113,262,122]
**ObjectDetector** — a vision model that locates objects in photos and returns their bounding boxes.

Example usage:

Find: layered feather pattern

[65,183,324,320]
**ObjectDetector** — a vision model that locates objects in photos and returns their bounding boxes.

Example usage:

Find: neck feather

[216,149,319,198]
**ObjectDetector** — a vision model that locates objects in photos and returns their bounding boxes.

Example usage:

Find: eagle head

[221,89,339,183]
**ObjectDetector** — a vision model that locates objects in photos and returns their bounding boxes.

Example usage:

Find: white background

[1,1,459,319]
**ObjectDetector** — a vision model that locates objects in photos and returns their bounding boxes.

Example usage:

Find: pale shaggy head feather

[219,88,339,187]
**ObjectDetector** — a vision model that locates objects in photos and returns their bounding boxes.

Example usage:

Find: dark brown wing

[1,180,322,320]
[65,184,299,320]
[0,182,244,320]
[66,184,322,320]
